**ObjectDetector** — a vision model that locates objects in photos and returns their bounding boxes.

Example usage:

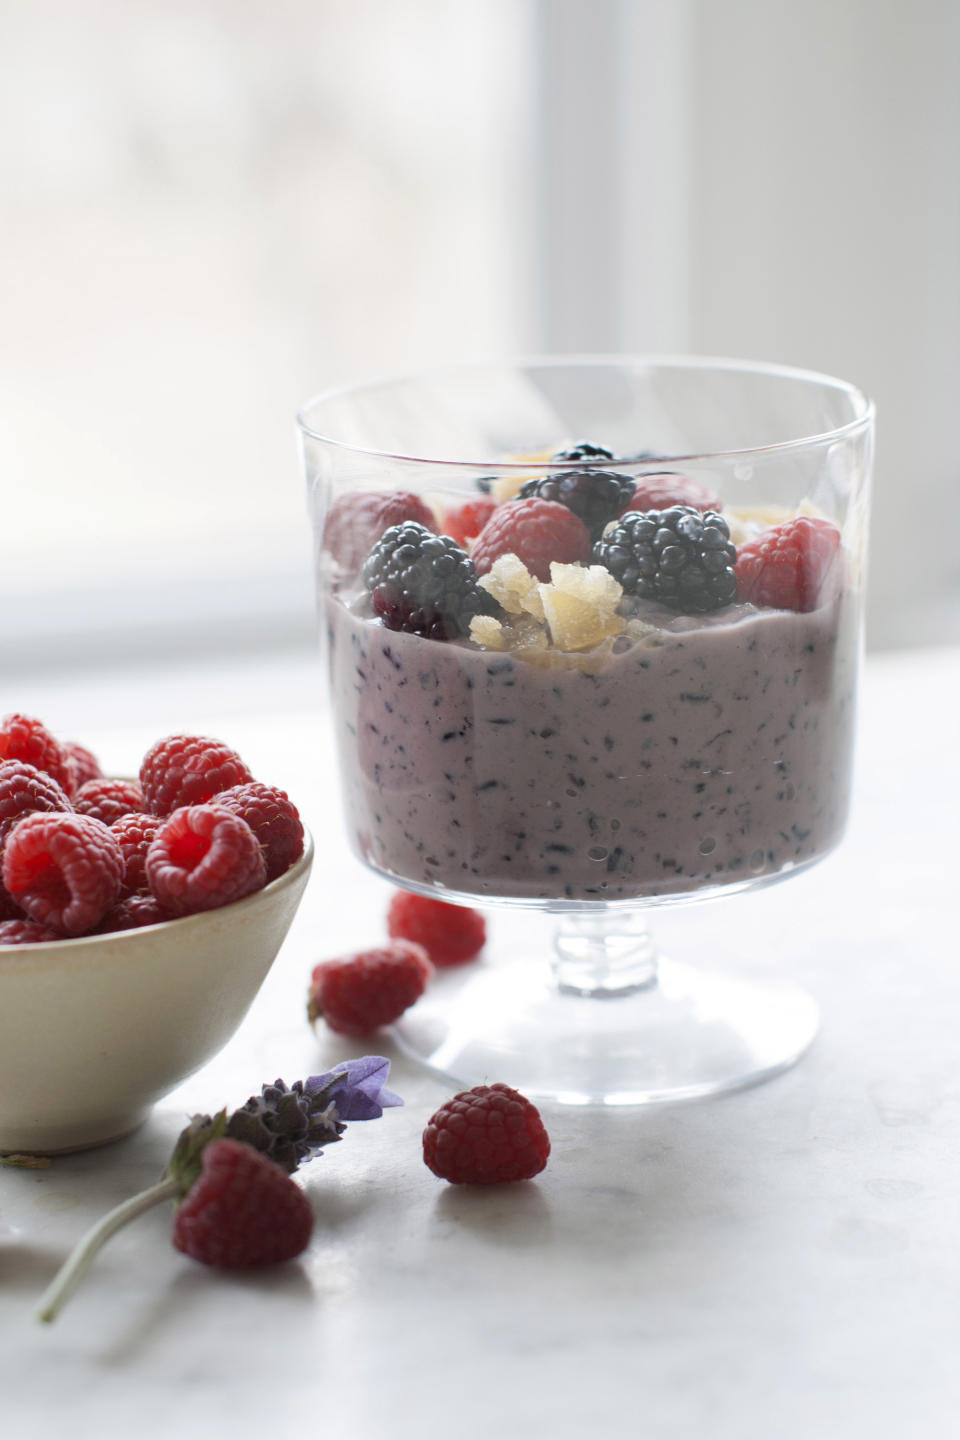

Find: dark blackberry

[550,441,616,464]
[518,468,636,541]
[362,522,494,640]
[593,506,737,614]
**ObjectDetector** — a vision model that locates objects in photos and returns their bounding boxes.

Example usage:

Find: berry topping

[471,497,591,583]
[363,522,492,641]
[442,496,497,548]
[73,777,144,826]
[386,890,486,968]
[422,1083,551,1184]
[324,490,437,575]
[210,782,304,883]
[550,440,616,464]
[171,1139,314,1269]
[97,892,170,932]
[110,811,163,898]
[139,734,254,816]
[308,940,433,1036]
[594,505,737,613]
[0,918,64,945]
[1,812,123,935]
[621,471,722,515]
[62,741,102,792]
[734,515,842,612]
[519,468,636,540]
[146,805,267,916]
[0,760,73,846]
[0,714,72,793]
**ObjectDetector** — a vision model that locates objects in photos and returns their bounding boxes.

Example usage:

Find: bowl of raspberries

[0,714,313,1156]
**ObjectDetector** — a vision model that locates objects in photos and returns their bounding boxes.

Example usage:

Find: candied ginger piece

[547,562,623,610]
[469,615,509,649]
[479,553,545,620]
[539,587,624,653]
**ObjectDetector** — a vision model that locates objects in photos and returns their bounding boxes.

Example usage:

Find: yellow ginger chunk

[538,564,624,652]
[469,614,509,650]
[479,553,546,620]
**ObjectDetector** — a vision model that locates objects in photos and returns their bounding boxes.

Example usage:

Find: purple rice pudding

[325,574,858,903]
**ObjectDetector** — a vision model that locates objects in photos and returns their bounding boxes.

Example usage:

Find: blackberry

[518,468,636,541]
[593,506,737,614]
[362,522,494,640]
[550,441,616,464]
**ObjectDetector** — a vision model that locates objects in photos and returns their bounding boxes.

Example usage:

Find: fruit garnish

[593,505,737,614]
[324,489,438,574]
[519,468,636,540]
[621,472,722,515]
[363,521,493,641]
[471,497,591,583]
[442,496,497,548]
[734,515,841,612]
[35,1058,401,1323]
[422,1082,550,1185]
[308,940,433,1035]
[550,440,616,464]
[387,890,486,968]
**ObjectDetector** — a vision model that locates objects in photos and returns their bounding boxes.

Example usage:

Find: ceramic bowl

[0,832,313,1155]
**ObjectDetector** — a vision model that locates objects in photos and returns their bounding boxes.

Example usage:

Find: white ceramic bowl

[0,832,313,1155]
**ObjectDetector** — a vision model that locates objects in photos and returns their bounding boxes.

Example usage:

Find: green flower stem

[36,1176,181,1325]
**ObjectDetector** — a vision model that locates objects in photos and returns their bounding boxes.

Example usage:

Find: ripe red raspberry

[471,497,591,582]
[2,812,123,935]
[0,714,72,793]
[387,890,486,968]
[171,1138,314,1268]
[74,777,144,826]
[111,811,163,898]
[210,782,304,882]
[139,735,254,816]
[308,941,433,1036]
[621,472,722,515]
[62,741,102,792]
[146,805,267,916]
[97,892,170,933]
[0,760,73,845]
[422,1083,551,1184]
[325,490,438,574]
[735,516,842,612]
[0,917,64,945]
[443,496,497,548]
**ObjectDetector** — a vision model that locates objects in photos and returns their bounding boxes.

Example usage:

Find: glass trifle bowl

[299,357,873,1105]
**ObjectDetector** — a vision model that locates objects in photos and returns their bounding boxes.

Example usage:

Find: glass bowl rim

[295,352,874,468]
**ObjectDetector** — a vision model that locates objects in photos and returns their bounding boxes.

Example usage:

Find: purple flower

[306,1056,403,1122]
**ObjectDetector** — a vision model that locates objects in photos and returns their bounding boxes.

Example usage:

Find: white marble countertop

[2,643,958,1439]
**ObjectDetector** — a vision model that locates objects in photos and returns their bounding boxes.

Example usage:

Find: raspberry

[519,469,636,540]
[139,734,254,816]
[325,490,437,575]
[2,812,123,935]
[594,505,737,613]
[0,760,73,846]
[422,1083,550,1184]
[442,496,497,548]
[308,940,433,1036]
[0,917,64,945]
[146,805,267,916]
[0,714,72,793]
[735,516,842,612]
[171,1138,314,1268]
[471,498,591,583]
[62,741,102,792]
[386,890,485,968]
[210,782,304,882]
[0,888,23,921]
[97,892,170,933]
[74,777,144,826]
[111,811,163,898]
[621,471,722,515]
[363,522,493,641]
